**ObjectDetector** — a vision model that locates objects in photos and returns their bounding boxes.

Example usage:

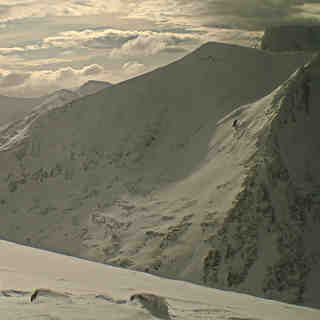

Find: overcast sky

[0,0,319,97]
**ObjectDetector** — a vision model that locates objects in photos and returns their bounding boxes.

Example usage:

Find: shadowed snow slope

[0,240,319,320]
[0,42,316,306]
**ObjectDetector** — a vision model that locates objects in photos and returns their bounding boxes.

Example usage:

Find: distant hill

[261,25,320,52]
[0,95,44,128]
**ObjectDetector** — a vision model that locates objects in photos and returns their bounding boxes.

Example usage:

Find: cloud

[0,0,125,23]
[42,29,138,49]
[122,61,146,76]
[202,29,263,48]
[0,28,199,58]
[0,47,25,54]
[0,70,30,87]
[110,31,199,57]
[43,28,199,53]
[126,1,320,30]
[81,64,104,76]
[179,0,320,29]
[0,64,106,96]
[0,54,24,65]
[0,0,319,29]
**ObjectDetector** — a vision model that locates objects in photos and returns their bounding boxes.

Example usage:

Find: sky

[0,0,319,97]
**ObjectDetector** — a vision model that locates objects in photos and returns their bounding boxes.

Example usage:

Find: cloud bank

[122,61,146,76]
[0,1,319,29]
[0,64,106,97]
[0,0,318,97]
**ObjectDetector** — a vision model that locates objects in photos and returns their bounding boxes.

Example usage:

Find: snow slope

[0,42,316,306]
[0,89,79,151]
[0,239,319,320]
[203,53,320,307]
[0,82,112,151]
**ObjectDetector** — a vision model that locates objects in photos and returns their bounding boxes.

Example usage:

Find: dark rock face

[261,25,320,52]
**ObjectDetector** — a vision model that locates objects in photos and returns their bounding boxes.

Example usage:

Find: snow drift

[0,239,319,320]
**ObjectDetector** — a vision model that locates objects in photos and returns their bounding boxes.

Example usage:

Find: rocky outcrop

[203,54,320,307]
[261,25,320,52]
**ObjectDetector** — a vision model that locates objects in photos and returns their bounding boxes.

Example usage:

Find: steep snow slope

[203,53,320,307]
[0,95,44,128]
[0,42,314,306]
[1,240,319,320]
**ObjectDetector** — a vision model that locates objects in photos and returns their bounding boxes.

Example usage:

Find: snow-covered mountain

[0,82,112,151]
[1,239,319,320]
[0,89,79,151]
[0,41,317,307]
[203,53,320,307]
[0,80,113,131]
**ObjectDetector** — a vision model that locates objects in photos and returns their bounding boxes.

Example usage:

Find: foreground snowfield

[0,240,319,320]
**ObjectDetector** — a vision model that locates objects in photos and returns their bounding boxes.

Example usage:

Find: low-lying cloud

[45,29,199,54]
[122,61,146,76]
[0,64,106,97]
[110,31,198,57]
[0,70,30,87]
[0,28,200,58]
